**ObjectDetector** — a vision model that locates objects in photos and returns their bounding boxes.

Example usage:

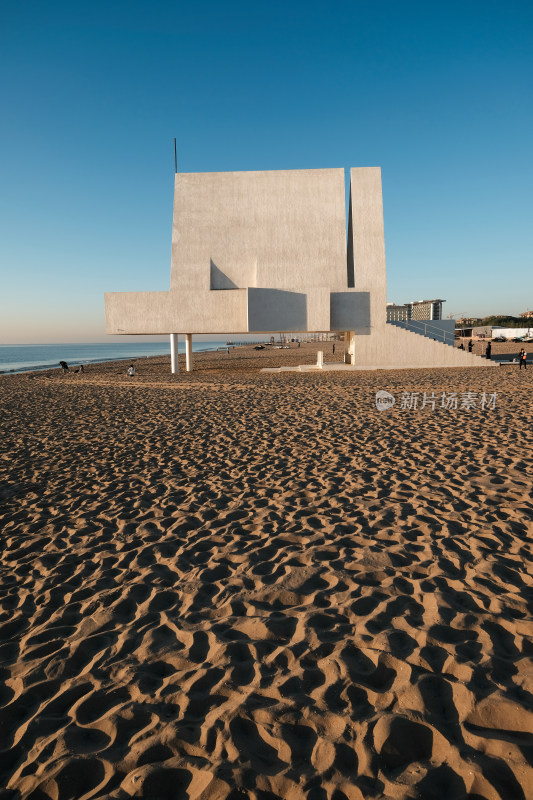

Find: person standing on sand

[127,364,135,377]
[468,339,473,352]
[519,348,527,370]
[332,343,335,355]
[486,342,492,360]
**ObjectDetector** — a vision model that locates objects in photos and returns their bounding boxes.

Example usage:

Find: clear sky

[1,0,532,343]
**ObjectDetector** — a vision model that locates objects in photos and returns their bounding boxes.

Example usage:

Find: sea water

[0,341,229,374]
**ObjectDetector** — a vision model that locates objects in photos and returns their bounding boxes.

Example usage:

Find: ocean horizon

[0,341,234,374]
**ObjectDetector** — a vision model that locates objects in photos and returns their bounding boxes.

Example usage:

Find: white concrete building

[105,165,491,370]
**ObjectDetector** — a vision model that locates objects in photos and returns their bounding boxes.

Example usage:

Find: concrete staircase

[262,322,495,372]
[386,319,456,346]
[358,322,493,369]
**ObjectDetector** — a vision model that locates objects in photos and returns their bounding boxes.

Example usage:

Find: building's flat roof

[410,299,445,304]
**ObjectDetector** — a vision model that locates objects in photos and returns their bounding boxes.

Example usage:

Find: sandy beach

[1,343,532,800]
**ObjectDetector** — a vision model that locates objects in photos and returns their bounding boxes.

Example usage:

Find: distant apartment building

[386,299,444,322]
[386,303,409,321]
[456,317,481,326]
[519,310,533,318]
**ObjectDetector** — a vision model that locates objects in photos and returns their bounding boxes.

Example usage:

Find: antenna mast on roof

[174,139,177,174]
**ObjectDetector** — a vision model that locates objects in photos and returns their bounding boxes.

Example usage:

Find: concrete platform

[261,360,498,373]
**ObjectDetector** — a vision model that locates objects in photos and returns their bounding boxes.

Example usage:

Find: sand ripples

[1,355,532,799]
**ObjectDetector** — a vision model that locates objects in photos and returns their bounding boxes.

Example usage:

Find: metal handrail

[387,318,453,344]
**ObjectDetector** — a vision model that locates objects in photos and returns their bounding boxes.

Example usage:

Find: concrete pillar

[344,331,355,365]
[344,332,351,364]
[170,333,179,374]
[185,334,193,372]
[317,350,324,368]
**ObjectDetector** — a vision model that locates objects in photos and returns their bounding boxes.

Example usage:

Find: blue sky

[1,0,532,343]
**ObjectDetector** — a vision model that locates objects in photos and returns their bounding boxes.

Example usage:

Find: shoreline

[0,341,237,376]
[2,337,531,377]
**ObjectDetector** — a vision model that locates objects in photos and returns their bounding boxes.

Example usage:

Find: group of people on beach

[60,347,528,375]
[456,341,528,367]
[457,340,491,357]
[457,339,475,352]
[58,361,136,374]
[59,361,84,373]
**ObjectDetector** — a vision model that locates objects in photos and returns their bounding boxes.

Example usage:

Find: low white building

[492,327,533,339]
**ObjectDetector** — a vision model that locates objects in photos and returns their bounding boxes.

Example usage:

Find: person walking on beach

[332,343,336,355]
[468,339,473,352]
[127,364,135,377]
[519,348,527,370]
[485,342,492,360]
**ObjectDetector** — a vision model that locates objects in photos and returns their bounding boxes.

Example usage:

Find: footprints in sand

[1,366,532,798]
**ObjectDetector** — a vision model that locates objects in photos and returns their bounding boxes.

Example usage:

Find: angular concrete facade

[105,165,491,369]
[106,168,369,337]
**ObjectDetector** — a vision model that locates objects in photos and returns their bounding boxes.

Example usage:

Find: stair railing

[387,319,454,344]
